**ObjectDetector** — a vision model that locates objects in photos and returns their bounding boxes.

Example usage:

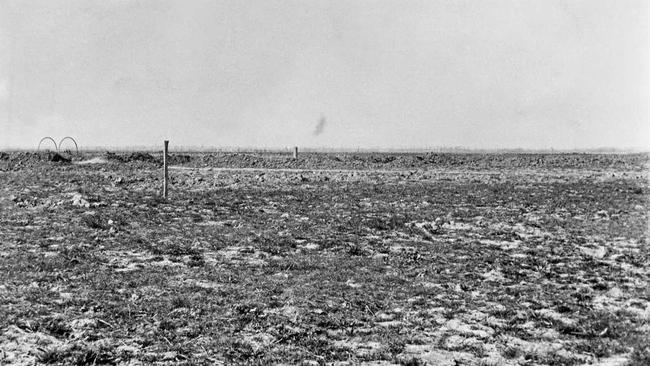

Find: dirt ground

[0,152,648,365]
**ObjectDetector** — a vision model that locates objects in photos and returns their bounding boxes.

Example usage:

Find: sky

[0,0,648,150]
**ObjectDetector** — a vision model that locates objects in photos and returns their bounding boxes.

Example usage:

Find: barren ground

[0,152,648,365]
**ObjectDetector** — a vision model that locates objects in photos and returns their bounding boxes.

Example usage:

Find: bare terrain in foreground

[0,151,648,365]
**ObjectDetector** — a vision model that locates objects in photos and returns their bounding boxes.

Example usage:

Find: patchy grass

[0,152,648,365]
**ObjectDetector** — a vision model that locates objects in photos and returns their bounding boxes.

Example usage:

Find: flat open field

[1,152,648,365]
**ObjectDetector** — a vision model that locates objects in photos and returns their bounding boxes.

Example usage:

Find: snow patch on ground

[480,239,521,250]
[535,308,577,327]
[400,344,476,366]
[210,246,268,266]
[74,157,107,165]
[334,339,384,358]
[583,354,631,366]
[0,325,68,366]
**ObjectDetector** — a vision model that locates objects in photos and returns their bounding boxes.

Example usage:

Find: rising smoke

[313,116,326,136]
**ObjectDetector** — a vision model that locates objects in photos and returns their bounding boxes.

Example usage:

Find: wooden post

[163,140,169,198]
[293,146,298,159]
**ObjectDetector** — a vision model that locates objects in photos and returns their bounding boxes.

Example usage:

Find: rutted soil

[0,152,648,365]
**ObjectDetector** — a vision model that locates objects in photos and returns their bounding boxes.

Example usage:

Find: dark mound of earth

[104,151,160,164]
[169,152,650,171]
[0,151,72,170]
[48,152,71,163]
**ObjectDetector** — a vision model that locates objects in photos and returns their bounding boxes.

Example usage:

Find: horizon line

[2,145,648,154]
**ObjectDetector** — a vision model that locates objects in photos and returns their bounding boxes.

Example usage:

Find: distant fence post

[163,140,169,198]
[293,146,298,159]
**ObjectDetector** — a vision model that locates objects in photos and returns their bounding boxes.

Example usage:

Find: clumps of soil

[0,155,648,364]
[2,151,649,172]
[103,151,159,164]
[167,154,191,165]
[0,152,71,170]
[103,152,189,165]
[126,152,157,163]
[169,151,650,171]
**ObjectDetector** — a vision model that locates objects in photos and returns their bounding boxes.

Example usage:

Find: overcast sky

[1,0,648,150]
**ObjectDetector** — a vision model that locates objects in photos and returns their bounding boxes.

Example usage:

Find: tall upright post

[163,140,169,198]
[293,146,298,159]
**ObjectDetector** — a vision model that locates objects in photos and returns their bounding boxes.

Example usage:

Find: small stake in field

[293,146,298,159]
[163,140,169,198]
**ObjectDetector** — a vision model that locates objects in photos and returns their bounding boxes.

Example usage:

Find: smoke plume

[313,116,326,136]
